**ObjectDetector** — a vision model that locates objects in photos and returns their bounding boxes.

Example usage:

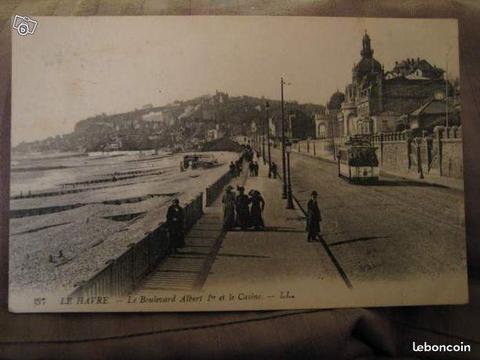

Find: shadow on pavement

[374,178,448,189]
[217,253,270,259]
[329,236,391,247]
[263,226,305,233]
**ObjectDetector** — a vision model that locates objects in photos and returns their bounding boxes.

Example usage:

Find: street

[270,147,467,285]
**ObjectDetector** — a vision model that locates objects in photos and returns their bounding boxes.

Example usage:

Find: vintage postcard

[9,16,467,312]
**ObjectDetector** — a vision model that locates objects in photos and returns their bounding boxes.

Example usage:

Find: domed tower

[352,31,382,84]
[361,31,373,58]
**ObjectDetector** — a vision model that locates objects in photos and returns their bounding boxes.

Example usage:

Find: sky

[12,16,459,145]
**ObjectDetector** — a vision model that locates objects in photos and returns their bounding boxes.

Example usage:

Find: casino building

[337,32,451,136]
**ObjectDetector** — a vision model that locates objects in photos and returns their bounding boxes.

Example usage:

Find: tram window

[348,148,379,167]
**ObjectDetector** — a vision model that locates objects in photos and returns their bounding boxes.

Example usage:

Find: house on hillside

[206,124,224,141]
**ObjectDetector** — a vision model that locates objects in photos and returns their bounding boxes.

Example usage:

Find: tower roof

[353,31,382,82]
[361,30,373,58]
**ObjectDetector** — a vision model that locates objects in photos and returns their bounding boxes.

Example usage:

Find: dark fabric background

[1,1,479,359]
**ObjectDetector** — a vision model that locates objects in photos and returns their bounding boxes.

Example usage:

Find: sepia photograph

[9,16,467,312]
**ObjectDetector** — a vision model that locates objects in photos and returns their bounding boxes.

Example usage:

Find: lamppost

[285,140,295,209]
[265,101,272,173]
[262,106,268,165]
[261,117,266,164]
[331,113,336,161]
[445,49,450,128]
[280,77,288,199]
[257,123,261,154]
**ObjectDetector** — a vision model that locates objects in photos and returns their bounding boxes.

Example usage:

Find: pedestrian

[235,160,242,175]
[270,162,277,179]
[249,161,255,176]
[229,161,236,177]
[250,190,265,230]
[235,186,251,230]
[166,198,185,253]
[222,185,236,230]
[254,161,259,176]
[306,191,322,242]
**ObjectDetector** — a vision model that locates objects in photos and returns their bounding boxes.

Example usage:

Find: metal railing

[205,170,232,207]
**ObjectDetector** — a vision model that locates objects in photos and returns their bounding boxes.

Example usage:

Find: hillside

[13,92,325,153]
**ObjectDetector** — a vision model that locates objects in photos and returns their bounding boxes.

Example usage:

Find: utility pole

[262,116,266,164]
[281,77,287,199]
[266,101,272,173]
[286,141,294,209]
[445,57,449,128]
[331,113,336,161]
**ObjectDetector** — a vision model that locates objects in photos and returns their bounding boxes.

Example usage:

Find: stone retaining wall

[290,126,463,180]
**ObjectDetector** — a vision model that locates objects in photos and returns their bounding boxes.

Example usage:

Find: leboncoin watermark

[413,341,471,353]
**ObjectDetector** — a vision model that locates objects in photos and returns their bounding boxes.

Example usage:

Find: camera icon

[12,15,38,36]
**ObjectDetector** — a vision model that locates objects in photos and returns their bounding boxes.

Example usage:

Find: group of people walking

[268,162,278,179]
[167,188,322,255]
[230,144,258,178]
[248,161,259,176]
[222,185,265,231]
[166,141,322,255]
[229,160,243,178]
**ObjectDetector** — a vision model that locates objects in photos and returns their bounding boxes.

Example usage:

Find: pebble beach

[9,150,237,296]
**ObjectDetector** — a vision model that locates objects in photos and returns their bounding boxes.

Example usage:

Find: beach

[9,150,237,295]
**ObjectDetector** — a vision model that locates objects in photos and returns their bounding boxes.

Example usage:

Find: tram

[183,153,219,169]
[337,135,379,183]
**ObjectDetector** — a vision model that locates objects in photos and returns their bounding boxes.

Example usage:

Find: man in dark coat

[235,186,251,230]
[229,161,236,177]
[235,160,242,175]
[249,161,255,176]
[270,162,278,179]
[166,198,185,253]
[306,191,321,242]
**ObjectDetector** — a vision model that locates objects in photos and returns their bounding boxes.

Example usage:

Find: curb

[293,150,463,191]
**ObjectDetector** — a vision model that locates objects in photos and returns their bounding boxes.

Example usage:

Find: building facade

[287,109,315,139]
[315,91,345,139]
[340,32,450,136]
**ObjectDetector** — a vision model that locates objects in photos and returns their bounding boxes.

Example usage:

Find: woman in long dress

[235,186,251,230]
[250,190,265,230]
[222,185,236,230]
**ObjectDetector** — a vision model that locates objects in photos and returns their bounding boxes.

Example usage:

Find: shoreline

[9,151,238,296]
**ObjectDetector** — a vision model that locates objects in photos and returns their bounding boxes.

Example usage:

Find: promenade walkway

[203,159,345,291]
[133,166,249,294]
[134,157,346,295]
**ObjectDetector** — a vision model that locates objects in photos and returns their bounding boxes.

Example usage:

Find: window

[382,119,389,131]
